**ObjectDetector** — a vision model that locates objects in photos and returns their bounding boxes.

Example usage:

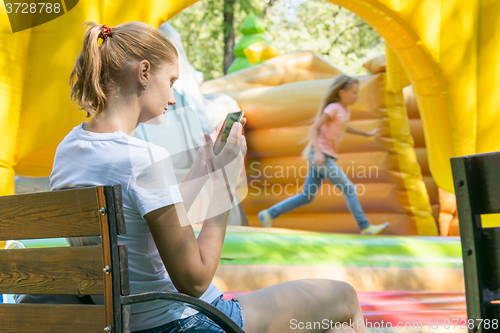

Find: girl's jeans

[267,150,370,230]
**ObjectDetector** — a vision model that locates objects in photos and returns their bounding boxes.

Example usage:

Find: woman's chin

[142,114,163,126]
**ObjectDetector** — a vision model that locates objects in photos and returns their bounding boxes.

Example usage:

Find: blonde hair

[301,74,359,159]
[69,21,178,117]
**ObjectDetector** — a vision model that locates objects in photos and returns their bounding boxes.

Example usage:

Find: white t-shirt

[49,122,222,332]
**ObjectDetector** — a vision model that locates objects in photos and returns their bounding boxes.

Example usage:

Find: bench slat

[0,304,105,333]
[0,246,104,295]
[0,187,101,240]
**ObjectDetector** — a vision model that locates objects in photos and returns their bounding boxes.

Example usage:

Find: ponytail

[70,22,106,117]
[69,21,178,117]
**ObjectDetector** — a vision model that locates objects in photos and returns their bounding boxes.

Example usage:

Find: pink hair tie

[98,24,112,41]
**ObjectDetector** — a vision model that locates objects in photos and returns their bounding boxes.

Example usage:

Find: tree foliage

[169,0,384,81]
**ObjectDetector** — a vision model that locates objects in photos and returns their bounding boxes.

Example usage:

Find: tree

[223,0,236,74]
[263,0,384,75]
[169,0,384,81]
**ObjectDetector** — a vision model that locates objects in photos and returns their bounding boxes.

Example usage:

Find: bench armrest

[121,292,244,333]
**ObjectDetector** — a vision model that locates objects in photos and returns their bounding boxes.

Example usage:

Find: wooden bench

[451,152,500,332]
[0,185,244,333]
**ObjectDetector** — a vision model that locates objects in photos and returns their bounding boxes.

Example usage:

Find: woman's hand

[203,120,247,186]
[210,118,247,141]
[312,151,326,167]
[194,118,247,175]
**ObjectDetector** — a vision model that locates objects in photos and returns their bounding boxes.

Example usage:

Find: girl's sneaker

[258,210,273,228]
[360,222,390,235]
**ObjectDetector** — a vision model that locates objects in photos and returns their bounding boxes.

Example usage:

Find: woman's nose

[168,97,176,106]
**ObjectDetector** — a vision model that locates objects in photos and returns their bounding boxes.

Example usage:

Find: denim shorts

[133,295,244,333]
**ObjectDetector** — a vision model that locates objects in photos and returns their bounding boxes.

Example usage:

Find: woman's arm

[144,180,231,298]
[346,125,380,137]
[178,151,210,213]
[145,122,246,298]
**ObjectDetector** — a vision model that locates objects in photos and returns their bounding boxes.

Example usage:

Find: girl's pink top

[317,102,350,158]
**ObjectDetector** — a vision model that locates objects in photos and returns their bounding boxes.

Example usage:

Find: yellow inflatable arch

[1,0,499,201]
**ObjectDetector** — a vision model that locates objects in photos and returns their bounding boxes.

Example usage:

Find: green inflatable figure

[227,13,280,73]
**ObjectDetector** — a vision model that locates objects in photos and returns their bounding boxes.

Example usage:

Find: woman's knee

[326,280,361,318]
[304,279,359,304]
[339,281,359,304]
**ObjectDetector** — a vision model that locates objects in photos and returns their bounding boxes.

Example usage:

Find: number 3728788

[5,2,62,14]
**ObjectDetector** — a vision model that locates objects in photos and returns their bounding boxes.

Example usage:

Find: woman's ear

[138,60,150,85]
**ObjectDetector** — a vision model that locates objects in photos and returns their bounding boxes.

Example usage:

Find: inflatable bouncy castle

[1,0,481,326]
[404,86,461,237]
[3,0,500,207]
[202,48,439,236]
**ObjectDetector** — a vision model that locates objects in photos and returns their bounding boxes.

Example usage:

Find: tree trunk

[262,0,276,18]
[223,0,236,74]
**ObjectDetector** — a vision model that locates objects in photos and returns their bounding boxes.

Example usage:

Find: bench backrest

[451,152,500,331]
[0,185,127,333]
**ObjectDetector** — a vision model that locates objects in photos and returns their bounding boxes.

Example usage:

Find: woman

[50,21,367,333]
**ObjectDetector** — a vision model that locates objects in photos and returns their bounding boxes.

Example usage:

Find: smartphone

[213,111,244,155]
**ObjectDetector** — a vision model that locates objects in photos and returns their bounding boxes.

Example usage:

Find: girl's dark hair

[70,21,178,117]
